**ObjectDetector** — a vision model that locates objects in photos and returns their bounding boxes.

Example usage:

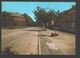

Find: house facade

[12,13,25,26]
[56,5,76,32]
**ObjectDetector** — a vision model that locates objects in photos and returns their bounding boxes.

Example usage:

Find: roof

[12,13,25,19]
[68,10,76,14]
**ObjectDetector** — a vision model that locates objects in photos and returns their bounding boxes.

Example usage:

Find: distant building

[12,13,25,26]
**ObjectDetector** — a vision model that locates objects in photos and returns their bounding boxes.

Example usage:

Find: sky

[2,2,76,22]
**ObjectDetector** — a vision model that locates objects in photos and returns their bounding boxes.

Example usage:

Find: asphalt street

[1,27,75,55]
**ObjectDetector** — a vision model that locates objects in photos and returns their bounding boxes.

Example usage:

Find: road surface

[2,27,39,55]
[1,27,76,55]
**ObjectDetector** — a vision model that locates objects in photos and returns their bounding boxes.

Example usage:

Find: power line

[46,2,50,9]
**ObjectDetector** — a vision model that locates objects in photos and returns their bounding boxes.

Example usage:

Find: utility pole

[44,2,50,31]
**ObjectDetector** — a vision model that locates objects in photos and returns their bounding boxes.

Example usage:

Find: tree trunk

[43,23,46,31]
[55,25,57,34]
[55,29,56,34]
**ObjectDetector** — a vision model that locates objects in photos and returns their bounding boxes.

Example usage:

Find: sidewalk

[38,28,76,55]
[38,28,63,55]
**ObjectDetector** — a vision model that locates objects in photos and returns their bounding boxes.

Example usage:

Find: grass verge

[2,26,31,30]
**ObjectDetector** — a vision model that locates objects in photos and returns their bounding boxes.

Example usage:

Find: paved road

[2,27,39,55]
[1,27,75,55]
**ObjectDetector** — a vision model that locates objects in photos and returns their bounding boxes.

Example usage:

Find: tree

[33,6,57,30]
[2,11,9,27]
[33,6,48,30]
[23,13,34,26]
[2,11,14,28]
[7,12,13,27]
[46,9,57,25]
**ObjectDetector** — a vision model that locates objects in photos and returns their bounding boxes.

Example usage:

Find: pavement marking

[38,28,41,55]
[39,37,41,55]
[46,43,59,50]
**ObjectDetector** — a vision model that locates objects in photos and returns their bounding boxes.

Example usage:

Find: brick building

[56,5,76,32]
[12,13,25,26]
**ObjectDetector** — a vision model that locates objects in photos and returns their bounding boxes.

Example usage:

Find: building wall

[56,5,76,31]
[68,10,76,29]
[13,16,25,26]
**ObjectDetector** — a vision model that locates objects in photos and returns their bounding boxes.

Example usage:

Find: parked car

[68,29,76,34]
[47,25,54,30]
[56,27,60,30]
[60,27,69,32]
[52,27,56,30]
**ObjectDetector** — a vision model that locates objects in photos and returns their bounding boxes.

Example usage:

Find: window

[72,22,75,29]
